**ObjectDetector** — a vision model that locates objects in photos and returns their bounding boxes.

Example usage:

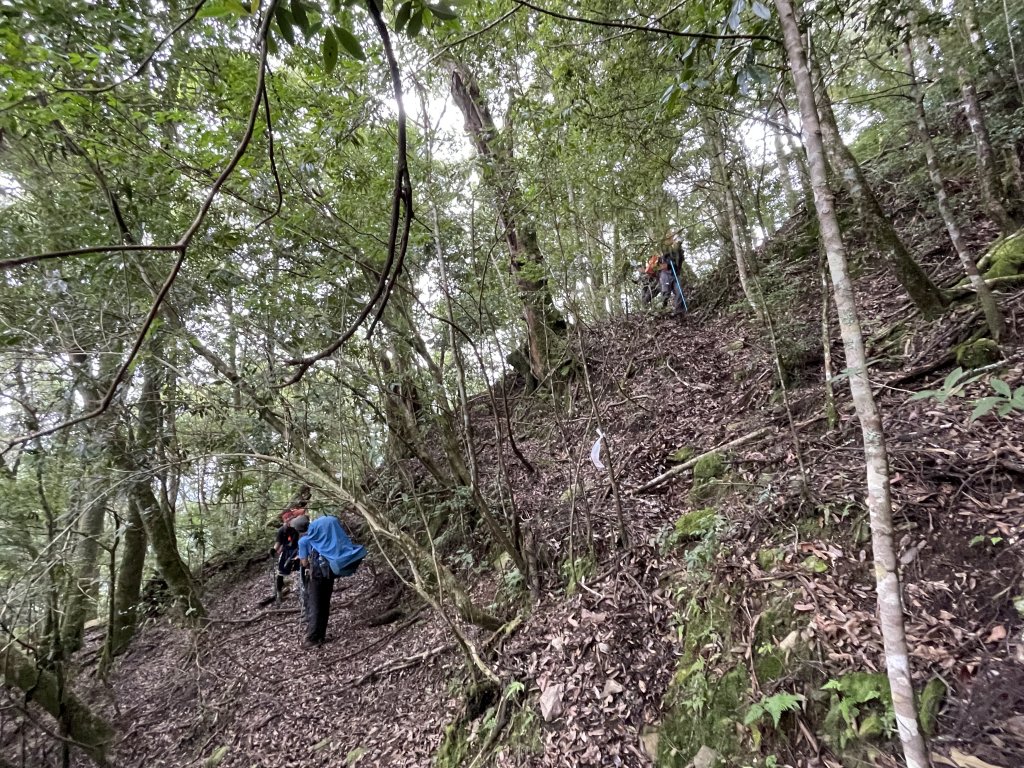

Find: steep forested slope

[69,246,1024,767]
[3,1,1024,767]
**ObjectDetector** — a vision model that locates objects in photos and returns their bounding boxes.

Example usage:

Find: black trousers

[305,573,334,643]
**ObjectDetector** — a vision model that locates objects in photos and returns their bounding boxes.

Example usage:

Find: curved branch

[0,244,182,270]
[281,0,412,384]
[514,0,778,43]
[55,0,211,95]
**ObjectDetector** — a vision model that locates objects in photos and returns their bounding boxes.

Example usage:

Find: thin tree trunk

[959,69,1018,235]
[61,368,114,656]
[448,59,568,383]
[809,51,947,318]
[774,1,931,765]
[705,114,761,316]
[774,103,799,218]
[901,32,1003,341]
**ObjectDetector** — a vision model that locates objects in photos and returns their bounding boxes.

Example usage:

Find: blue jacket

[298,516,366,577]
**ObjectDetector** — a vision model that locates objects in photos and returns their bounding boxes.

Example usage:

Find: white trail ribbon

[590,430,606,470]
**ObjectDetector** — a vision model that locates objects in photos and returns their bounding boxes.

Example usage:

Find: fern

[744,692,805,728]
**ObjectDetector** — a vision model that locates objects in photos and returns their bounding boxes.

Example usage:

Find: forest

[1,0,1023,766]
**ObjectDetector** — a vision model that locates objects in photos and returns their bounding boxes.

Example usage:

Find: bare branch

[513,0,779,43]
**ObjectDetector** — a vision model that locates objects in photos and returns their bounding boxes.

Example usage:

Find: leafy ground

[59,230,1024,768]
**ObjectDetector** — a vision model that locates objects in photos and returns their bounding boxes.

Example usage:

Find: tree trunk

[773,105,799,218]
[809,51,947,319]
[61,368,114,656]
[448,59,568,384]
[901,31,1003,342]
[1,644,114,765]
[959,69,1018,235]
[133,351,206,622]
[105,498,147,660]
[774,1,931,766]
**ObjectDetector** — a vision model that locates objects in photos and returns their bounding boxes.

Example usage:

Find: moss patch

[982,228,1024,279]
[955,338,1001,369]
[672,508,720,542]
[918,677,946,737]
[657,596,750,766]
[670,446,697,463]
[756,548,783,570]
[693,452,726,482]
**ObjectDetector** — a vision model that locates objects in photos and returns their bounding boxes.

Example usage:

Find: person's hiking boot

[301,638,323,650]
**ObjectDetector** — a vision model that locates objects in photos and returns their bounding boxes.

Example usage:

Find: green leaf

[942,366,967,392]
[395,1,413,31]
[991,378,1011,398]
[275,5,297,45]
[322,28,339,74]
[907,389,938,401]
[751,1,772,19]
[426,3,459,20]
[406,7,424,37]
[743,702,766,726]
[334,26,366,60]
[198,0,251,18]
[292,0,311,36]
[970,397,1001,421]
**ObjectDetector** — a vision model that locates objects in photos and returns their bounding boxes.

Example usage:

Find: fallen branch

[633,414,826,494]
[352,642,453,686]
[632,425,776,494]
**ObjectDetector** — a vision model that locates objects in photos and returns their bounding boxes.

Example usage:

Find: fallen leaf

[985,625,1007,643]
[539,683,564,722]
[949,748,1006,768]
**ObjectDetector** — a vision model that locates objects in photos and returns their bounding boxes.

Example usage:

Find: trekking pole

[668,260,689,313]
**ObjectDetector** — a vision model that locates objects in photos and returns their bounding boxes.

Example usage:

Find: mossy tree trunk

[132,347,205,623]
[901,29,1003,341]
[448,59,568,385]
[1,644,114,765]
[808,50,947,319]
[103,496,147,662]
[775,1,931,766]
[61,361,115,657]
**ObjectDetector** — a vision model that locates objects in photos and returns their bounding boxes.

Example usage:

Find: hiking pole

[668,260,689,313]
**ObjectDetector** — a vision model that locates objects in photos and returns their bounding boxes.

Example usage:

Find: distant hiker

[633,256,656,305]
[257,503,310,608]
[654,238,690,315]
[274,514,304,601]
[298,515,367,648]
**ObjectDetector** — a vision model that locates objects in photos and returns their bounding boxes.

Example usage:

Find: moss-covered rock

[657,595,750,767]
[693,452,726,482]
[982,228,1024,279]
[821,671,894,751]
[955,338,1001,369]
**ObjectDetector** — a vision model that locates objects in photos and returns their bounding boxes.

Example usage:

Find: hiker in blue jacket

[297,515,367,648]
